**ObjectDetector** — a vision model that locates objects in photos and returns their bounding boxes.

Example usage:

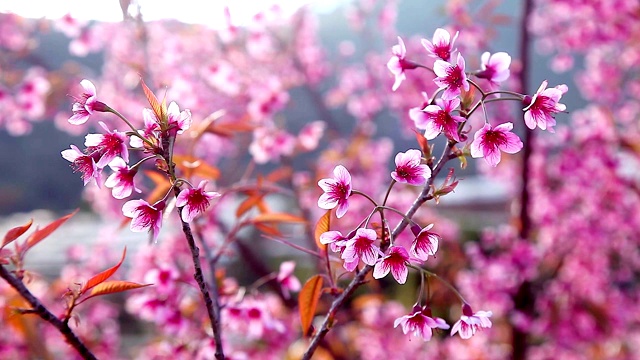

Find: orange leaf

[314,211,331,251]
[144,170,172,204]
[172,154,220,180]
[2,219,33,249]
[80,248,126,295]
[414,129,431,159]
[140,78,166,123]
[266,166,293,183]
[299,275,323,336]
[254,223,282,236]
[85,281,151,300]
[24,210,77,252]
[252,213,306,224]
[236,193,264,218]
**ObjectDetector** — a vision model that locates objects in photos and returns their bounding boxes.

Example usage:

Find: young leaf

[144,170,172,204]
[299,275,323,336]
[254,223,282,237]
[80,248,127,295]
[314,211,331,251]
[2,219,33,249]
[252,213,307,224]
[236,193,264,218]
[23,210,78,252]
[84,281,151,301]
[173,154,221,180]
[140,78,166,124]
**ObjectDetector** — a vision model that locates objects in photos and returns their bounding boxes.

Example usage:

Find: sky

[0,0,343,25]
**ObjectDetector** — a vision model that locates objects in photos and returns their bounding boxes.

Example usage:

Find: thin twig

[0,265,97,360]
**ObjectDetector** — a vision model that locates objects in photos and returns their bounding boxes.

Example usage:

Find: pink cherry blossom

[319,230,348,253]
[450,303,493,339]
[166,101,192,136]
[470,122,523,167]
[373,246,410,284]
[391,149,431,186]
[413,98,466,142]
[130,108,161,148]
[84,122,129,168]
[523,80,568,133]
[122,200,165,242]
[61,144,102,187]
[341,228,380,270]
[476,52,511,86]
[394,305,450,341]
[387,36,417,91]
[248,125,296,164]
[317,165,352,218]
[433,53,469,100]
[410,223,440,261]
[105,157,140,199]
[68,79,107,125]
[297,121,326,151]
[276,261,301,298]
[175,180,221,223]
[421,28,459,61]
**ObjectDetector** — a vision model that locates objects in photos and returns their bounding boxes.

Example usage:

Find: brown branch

[0,265,97,360]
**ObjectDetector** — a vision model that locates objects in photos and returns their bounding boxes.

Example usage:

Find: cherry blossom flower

[410,224,440,261]
[319,230,348,253]
[297,121,326,151]
[61,144,102,187]
[476,52,511,86]
[317,165,352,218]
[342,228,380,270]
[84,122,129,168]
[412,98,466,142]
[373,246,410,284]
[450,303,493,339]
[387,36,417,91]
[277,261,301,298]
[422,28,459,61]
[130,108,161,148]
[433,53,469,100]
[105,157,140,199]
[470,122,523,167]
[391,149,431,186]
[68,79,107,125]
[175,180,221,223]
[394,305,450,341]
[523,80,568,132]
[122,200,165,242]
[248,125,296,164]
[166,101,192,136]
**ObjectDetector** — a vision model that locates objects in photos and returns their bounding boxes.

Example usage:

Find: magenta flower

[373,246,410,284]
[434,53,469,100]
[318,165,352,218]
[277,261,301,299]
[319,230,348,253]
[175,180,221,223]
[470,122,523,167]
[476,52,511,87]
[450,303,493,339]
[387,36,417,91]
[61,144,102,187]
[166,101,192,136]
[413,98,466,142]
[84,122,129,168]
[523,80,568,133]
[68,79,107,125]
[105,157,140,199]
[391,149,431,186]
[341,228,380,269]
[394,305,450,341]
[410,224,440,261]
[122,199,166,242]
[422,28,459,61]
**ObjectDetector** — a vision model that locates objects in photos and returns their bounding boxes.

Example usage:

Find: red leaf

[252,213,306,224]
[84,281,151,301]
[140,78,166,123]
[236,193,264,218]
[254,223,282,236]
[314,211,331,251]
[2,219,33,249]
[299,275,323,336]
[24,210,78,252]
[172,155,221,180]
[80,248,127,295]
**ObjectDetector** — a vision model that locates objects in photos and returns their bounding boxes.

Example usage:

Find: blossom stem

[129,155,158,170]
[410,265,467,303]
[0,265,98,360]
[107,107,155,148]
[351,189,379,207]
